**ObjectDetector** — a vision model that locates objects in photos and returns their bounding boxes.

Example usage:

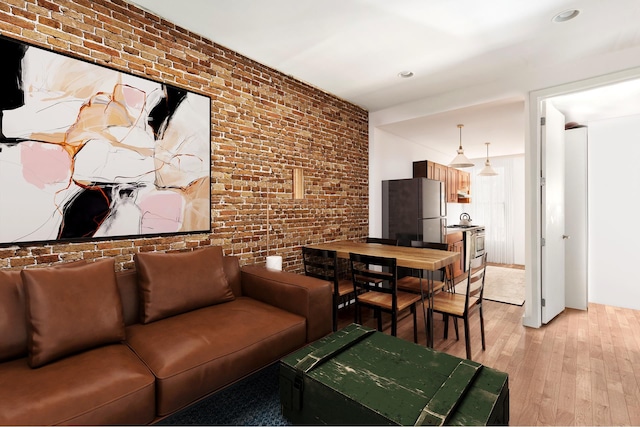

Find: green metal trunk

[280,324,509,426]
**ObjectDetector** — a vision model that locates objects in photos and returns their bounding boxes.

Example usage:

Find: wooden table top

[305,241,459,271]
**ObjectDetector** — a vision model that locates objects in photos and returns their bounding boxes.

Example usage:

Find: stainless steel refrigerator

[382,178,447,247]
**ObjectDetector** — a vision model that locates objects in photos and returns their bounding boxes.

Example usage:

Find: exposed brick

[0,0,368,274]
[36,0,61,13]
[36,254,60,264]
[0,10,36,30]
[10,257,36,268]
[10,6,36,21]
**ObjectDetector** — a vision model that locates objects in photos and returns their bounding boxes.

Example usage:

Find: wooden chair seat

[431,292,480,317]
[357,290,422,311]
[396,276,448,295]
[336,278,355,297]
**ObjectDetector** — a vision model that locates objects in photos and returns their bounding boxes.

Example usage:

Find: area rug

[455,265,525,306]
[158,363,289,426]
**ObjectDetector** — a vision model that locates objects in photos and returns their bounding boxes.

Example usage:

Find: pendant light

[449,124,474,168]
[478,142,498,176]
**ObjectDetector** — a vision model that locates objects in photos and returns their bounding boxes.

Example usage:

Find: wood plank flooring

[337,298,640,425]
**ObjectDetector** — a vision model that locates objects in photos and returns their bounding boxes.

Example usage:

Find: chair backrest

[302,247,339,287]
[349,252,397,297]
[410,240,447,250]
[366,237,398,246]
[462,252,488,306]
[409,240,452,285]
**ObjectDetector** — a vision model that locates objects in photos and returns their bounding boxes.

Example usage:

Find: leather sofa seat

[126,297,306,416]
[0,344,155,425]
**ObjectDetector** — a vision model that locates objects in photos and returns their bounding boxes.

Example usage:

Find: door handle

[562,235,570,239]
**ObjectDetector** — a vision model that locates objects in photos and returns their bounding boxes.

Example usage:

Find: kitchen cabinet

[446,231,464,279]
[446,167,458,203]
[412,161,447,182]
[457,170,471,203]
[433,163,448,181]
[414,160,470,203]
[447,168,471,204]
[412,160,432,180]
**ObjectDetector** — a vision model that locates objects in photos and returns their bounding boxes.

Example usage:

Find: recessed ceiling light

[552,9,580,23]
[398,71,414,78]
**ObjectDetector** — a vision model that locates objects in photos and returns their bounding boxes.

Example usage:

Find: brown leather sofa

[0,246,332,425]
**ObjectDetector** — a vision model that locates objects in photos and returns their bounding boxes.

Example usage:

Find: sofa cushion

[125,296,306,416]
[0,344,155,425]
[0,271,27,362]
[21,259,126,368]
[135,246,234,323]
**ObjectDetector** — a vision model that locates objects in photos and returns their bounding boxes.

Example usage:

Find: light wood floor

[337,298,640,425]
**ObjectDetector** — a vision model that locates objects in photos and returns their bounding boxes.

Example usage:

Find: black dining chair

[365,237,398,246]
[430,252,487,360]
[364,237,398,280]
[349,252,421,342]
[302,247,355,331]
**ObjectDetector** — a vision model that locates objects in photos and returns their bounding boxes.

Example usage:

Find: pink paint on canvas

[20,142,71,189]
[121,85,146,109]
[139,192,184,233]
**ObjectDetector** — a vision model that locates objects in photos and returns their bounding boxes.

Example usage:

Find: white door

[564,127,588,310]
[541,100,566,323]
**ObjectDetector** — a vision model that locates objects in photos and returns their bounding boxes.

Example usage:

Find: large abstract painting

[0,36,211,245]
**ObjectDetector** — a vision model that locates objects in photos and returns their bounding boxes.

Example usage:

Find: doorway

[524,66,640,328]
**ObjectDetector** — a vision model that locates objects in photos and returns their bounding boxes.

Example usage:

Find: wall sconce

[292,168,304,199]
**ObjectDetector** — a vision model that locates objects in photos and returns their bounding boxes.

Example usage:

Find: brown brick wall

[0,0,369,272]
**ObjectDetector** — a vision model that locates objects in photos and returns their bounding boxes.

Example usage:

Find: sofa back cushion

[222,255,242,297]
[135,246,235,324]
[21,259,126,368]
[116,269,140,326]
[0,271,27,362]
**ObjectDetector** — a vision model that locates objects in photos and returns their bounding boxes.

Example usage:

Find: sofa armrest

[240,265,332,343]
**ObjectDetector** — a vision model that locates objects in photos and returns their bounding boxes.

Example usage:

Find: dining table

[304,240,460,348]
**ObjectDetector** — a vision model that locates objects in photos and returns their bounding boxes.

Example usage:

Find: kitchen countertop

[445,225,484,234]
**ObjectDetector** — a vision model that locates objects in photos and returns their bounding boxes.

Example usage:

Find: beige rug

[454,265,525,306]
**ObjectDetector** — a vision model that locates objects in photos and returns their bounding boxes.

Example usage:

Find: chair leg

[391,310,397,336]
[377,308,383,332]
[464,316,471,360]
[443,314,449,339]
[354,302,359,325]
[480,304,486,351]
[412,305,418,343]
[453,318,459,340]
[333,295,338,332]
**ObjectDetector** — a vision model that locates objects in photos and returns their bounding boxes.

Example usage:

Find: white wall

[588,115,640,310]
[368,127,450,238]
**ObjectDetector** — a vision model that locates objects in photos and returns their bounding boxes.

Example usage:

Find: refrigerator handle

[441,218,447,244]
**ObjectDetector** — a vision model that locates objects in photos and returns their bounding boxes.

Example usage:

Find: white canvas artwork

[0,36,211,244]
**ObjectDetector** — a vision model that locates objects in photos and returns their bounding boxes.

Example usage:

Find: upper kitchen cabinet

[457,170,471,203]
[412,161,447,182]
[434,163,448,182]
[447,168,471,203]
[446,167,458,203]
[414,160,471,203]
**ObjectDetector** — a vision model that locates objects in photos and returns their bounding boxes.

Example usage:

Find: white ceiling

[127,0,640,158]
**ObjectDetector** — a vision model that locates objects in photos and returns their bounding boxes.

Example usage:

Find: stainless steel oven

[470,228,486,259]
